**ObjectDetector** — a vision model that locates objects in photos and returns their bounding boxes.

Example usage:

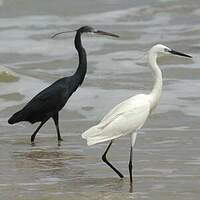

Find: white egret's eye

[164,48,170,52]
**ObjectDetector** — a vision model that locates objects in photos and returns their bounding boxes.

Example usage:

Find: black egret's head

[51,25,119,38]
[150,44,192,58]
[78,26,96,34]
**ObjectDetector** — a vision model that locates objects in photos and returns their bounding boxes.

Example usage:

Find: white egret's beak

[168,49,192,58]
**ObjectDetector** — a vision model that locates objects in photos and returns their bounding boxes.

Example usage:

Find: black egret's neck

[73,31,87,86]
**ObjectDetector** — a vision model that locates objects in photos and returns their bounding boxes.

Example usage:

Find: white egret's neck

[148,50,162,111]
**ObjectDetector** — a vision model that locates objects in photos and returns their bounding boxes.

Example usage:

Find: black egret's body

[8,26,119,144]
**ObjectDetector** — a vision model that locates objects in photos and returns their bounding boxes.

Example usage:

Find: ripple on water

[0,0,200,200]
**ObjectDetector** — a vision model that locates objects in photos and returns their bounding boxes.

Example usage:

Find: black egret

[8,26,119,144]
[82,44,192,184]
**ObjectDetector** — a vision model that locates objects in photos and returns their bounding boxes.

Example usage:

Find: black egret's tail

[8,110,24,124]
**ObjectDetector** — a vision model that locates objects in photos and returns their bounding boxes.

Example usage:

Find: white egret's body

[82,44,191,183]
[82,44,163,146]
[82,94,150,145]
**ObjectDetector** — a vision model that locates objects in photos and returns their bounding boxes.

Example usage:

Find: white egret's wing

[99,94,149,128]
[82,94,151,145]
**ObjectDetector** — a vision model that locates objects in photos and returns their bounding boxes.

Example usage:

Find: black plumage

[8,26,119,144]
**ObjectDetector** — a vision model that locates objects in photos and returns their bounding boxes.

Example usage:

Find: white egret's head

[150,44,192,58]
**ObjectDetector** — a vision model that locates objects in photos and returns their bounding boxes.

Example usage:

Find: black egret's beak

[168,49,192,58]
[93,30,119,38]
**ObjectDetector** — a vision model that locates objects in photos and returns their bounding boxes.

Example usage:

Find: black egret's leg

[31,119,48,144]
[52,113,63,142]
[102,140,124,178]
[129,145,133,184]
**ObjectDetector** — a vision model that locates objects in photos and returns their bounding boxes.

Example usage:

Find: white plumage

[82,94,150,145]
[82,44,192,183]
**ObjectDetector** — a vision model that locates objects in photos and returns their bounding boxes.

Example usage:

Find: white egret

[82,44,192,183]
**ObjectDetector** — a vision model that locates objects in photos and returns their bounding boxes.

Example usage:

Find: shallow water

[0,0,200,199]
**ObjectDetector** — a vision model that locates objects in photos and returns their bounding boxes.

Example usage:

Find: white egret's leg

[102,140,124,178]
[129,132,138,183]
[129,145,133,183]
[131,132,138,148]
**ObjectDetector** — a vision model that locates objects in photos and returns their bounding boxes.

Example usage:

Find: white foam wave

[0,65,18,82]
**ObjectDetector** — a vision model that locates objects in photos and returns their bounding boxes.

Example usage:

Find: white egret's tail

[82,125,120,146]
[82,125,103,146]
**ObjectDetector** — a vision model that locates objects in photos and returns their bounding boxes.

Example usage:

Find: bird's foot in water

[31,141,36,146]
[129,183,133,193]
[57,138,63,146]
[58,138,63,141]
